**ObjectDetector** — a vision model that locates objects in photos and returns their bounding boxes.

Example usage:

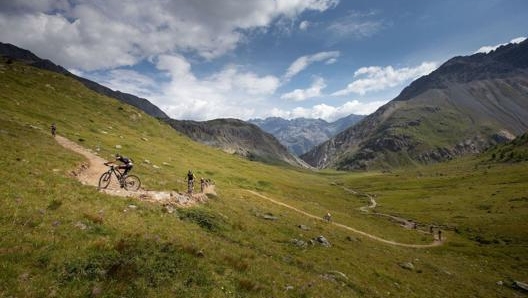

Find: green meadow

[1,60,527,297]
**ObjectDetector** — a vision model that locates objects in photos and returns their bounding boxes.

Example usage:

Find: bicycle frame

[98,164,141,191]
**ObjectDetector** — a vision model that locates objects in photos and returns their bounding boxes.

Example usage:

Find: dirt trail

[55,135,214,206]
[56,135,442,247]
[245,190,443,248]
[345,187,422,230]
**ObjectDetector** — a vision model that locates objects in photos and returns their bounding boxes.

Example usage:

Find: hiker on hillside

[51,123,56,137]
[187,170,196,194]
[105,153,134,178]
[323,212,332,222]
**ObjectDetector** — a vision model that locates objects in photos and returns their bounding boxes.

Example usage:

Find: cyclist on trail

[50,123,56,137]
[200,177,206,193]
[187,170,196,194]
[105,153,134,178]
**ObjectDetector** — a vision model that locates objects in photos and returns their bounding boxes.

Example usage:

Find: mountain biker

[105,153,134,178]
[200,177,206,193]
[187,170,195,194]
[50,123,56,137]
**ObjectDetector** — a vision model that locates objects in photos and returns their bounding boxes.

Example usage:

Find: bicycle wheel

[123,175,141,191]
[98,172,112,189]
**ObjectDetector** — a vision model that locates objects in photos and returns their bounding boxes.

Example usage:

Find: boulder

[315,235,331,247]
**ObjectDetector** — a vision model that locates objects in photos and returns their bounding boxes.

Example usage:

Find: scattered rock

[346,236,360,242]
[74,221,88,230]
[513,280,528,292]
[284,285,294,291]
[18,272,30,282]
[144,159,151,164]
[398,262,415,271]
[298,224,310,230]
[127,205,137,210]
[141,137,149,141]
[115,145,122,149]
[496,281,503,286]
[314,235,331,247]
[321,272,346,284]
[291,238,307,248]
[153,165,160,169]
[327,270,349,281]
[262,214,278,221]
[162,205,174,213]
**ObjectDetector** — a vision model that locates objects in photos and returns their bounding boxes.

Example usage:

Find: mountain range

[3,40,528,171]
[164,118,309,168]
[249,114,364,156]
[302,39,528,170]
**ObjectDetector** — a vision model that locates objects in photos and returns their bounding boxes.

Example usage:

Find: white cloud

[149,54,279,120]
[475,37,527,54]
[332,62,438,96]
[0,0,339,71]
[87,69,158,99]
[283,51,340,80]
[270,99,387,122]
[326,10,383,40]
[280,76,326,101]
[299,20,310,30]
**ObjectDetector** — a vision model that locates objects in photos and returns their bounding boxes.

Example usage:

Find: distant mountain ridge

[165,118,309,168]
[249,114,364,155]
[302,39,528,170]
[0,42,168,119]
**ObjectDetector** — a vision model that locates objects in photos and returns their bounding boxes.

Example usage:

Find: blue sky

[0,0,526,121]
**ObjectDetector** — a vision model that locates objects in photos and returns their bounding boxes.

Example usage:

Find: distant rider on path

[187,170,196,194]
[50,123,57,137]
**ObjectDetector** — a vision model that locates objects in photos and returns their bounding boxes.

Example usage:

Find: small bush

[178,208,224,232]
[47,199,62,210]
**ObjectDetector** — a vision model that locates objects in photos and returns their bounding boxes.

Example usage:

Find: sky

[0,0,527,122]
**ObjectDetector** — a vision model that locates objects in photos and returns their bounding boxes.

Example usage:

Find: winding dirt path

[55,135,214,206]
[56,135,442,247]
[244,190,443,248]
[345,187,423,230]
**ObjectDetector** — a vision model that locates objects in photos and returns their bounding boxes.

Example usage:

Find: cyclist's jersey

[117,156,132,165]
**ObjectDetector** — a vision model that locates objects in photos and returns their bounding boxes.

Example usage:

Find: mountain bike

[98,163,141,191]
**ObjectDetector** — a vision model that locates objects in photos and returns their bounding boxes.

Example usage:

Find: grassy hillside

[1,59,527,297]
